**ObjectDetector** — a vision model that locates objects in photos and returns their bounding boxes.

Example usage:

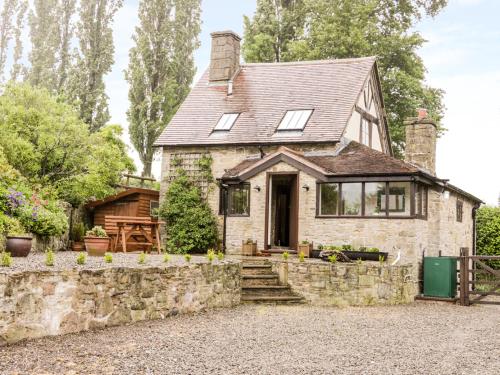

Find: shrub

[379,255,385,264]
[1,216,26,236]
[184,253,192,263]
[207,249,215,263]
[328,254,337,263]
[104,253,113,263]
[317,244,324,250]
[76,252,86,265]
[476,206,500,268]
[45,249,55,266]
[282,251,289,261]
[298,251,305,262]
[1,251,12,267]
[159,172,217,254]
[86,226,107,238]
[163,253,171,263]
[367,247,380,253]
[342,244,353,251]
[217,251,224,261]
[138,252,146,264]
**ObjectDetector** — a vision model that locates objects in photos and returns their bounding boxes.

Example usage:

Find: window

[456,200,463,222]
[277,110,313,131]
[150,201,159,216]
[219,184,250,216]
[213,113,239,131]
[341,183,362,216]
[317,181,427,219]
[365,182,386,216]
[360,118,371,146]
[385,182,411,216]
[319,183,339,215]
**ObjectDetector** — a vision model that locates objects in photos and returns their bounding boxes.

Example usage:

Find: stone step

[241,274,280,287]
[241,294,305,304]
[242,285,293,296]
[241,264,274,276]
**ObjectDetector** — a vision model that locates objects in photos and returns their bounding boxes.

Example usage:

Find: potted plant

[241,239,257,256]
[84,226,110,256]
[298,240,313,258]
[71,222,86,251]
[341,246,389,261]
[4,217,32,257]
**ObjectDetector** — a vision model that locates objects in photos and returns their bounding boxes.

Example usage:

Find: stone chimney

[404,108,437,175]
[209,31,241,83]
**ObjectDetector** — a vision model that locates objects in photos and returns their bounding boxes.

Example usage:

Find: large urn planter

[241,240,257,256]
[84,237,110,256]
[84,226,110,256]
[5,236,32,257]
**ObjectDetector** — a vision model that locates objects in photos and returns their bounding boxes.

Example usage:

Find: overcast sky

[107,0,499,205]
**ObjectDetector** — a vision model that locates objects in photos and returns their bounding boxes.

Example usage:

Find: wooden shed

[85,187,160,227]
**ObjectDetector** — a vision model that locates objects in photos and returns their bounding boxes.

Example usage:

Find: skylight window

[277,110,313,131]
[213,113,239,131]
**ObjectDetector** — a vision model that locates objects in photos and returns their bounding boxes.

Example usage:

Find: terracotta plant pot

[84,237,110,256]
[6,236,32,257]
[72,242,84,252]
[241,241,257,256]
[298,243,313,258]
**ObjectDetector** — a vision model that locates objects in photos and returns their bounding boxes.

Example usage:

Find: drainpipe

[220,182,229,253]
[472,203,480,256]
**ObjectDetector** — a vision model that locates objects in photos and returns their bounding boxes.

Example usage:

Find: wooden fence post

[459,247,470,306]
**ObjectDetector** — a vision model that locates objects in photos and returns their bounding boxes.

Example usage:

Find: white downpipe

[391,250,401,266]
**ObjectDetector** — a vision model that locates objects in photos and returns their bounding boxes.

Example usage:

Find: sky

[87,0,500,206]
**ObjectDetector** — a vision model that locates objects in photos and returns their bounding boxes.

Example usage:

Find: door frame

[264,171,299,251]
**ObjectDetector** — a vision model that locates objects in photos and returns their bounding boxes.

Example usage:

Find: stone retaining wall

[0,262,241,346]
[273,260,417,306]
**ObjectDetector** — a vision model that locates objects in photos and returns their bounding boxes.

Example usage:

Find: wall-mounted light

[253,185,261,192]
[302,184,310,191]
[443,190,450,200]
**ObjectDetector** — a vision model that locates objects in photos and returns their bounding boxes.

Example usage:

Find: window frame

[276,109,313,131]
[213,113,240,131]
[316,180,428,220]
[456,199,463,223]
[219,183,251,217]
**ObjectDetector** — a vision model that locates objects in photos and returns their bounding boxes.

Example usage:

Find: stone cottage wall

[160,145,476,267]
[273,260,417,306]
[0,262,241,346]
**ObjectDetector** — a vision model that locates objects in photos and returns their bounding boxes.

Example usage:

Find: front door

[265,173,298,251]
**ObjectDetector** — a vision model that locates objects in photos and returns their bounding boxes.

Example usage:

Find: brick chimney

[209,31,241,83]
[404,108,437,175]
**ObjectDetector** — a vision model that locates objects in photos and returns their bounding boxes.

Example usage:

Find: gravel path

[0,252,217,274]
[1,302,498,375]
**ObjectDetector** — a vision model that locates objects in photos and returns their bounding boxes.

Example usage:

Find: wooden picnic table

[112,217,164,253]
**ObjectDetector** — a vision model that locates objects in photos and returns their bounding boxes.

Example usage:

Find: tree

[0,83,135,206]
[126,0,201,177]
[68,0,123,132]
[27,0,60,89]
[9,0,28,82]
[159,171,218,253]
[57,0,77,92]
[0,0,18,82]
[243,0,447,156]
[476,206,500,268]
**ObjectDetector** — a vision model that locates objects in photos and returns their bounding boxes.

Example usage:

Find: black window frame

[219,183,251,217]
[316,180,428,220]
[456,199,463,223]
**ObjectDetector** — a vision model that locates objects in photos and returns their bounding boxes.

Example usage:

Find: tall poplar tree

[27,0,60,89]
[69,0,123,133]
[126,0,201,177]
[243,0,447,156]
[0,0,18,82]
[56,0,76,92]
[10,0,28,82]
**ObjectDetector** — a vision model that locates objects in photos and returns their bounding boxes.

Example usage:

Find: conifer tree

[10,0,28,82]
[0,0,18,82]
[126,0,201,176]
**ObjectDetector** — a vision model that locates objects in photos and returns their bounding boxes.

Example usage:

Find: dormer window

[214,113,239,131]
[277,110,313,131]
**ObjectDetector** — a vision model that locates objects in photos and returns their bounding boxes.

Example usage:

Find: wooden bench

[104,215,163,253]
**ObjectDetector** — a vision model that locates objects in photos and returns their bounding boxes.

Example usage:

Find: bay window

[317,180,428,219]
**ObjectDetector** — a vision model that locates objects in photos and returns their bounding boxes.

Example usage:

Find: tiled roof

[222,141,418,179]
[154,57,376,146]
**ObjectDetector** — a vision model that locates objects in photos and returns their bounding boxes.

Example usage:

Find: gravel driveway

[0,302,498,375]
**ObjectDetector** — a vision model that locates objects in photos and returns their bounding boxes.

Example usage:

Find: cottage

[154,30,481,266]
